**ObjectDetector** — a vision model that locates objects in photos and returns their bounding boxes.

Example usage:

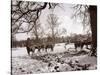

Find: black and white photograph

[11,0,97,74]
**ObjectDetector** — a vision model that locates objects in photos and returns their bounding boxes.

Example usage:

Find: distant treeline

[11,34,92,48]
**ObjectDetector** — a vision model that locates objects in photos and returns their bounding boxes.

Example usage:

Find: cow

[26,38,33,56]
[26,38,55,56]
[45,44,54,52]
[26,44,43,56]
[83,40,92,49]
[74,40,92,51]
[26,46,33,56]
[74,41,84,51]
[26,38,41,55]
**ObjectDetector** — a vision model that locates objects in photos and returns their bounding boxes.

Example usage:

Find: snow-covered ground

[11,43,97,75]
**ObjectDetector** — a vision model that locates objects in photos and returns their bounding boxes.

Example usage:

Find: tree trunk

[34,22,39,43]
[89,6,97,56]
[52,27,55,44]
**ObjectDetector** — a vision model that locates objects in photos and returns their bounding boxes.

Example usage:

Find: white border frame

[0,0,100,75]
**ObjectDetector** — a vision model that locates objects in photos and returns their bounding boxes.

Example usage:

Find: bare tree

[11,0,59,35]
[31,20,44,43]
[47,13,60,44]
[72,5,97,56]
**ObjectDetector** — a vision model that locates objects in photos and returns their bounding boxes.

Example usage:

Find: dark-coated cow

[74,40,92,51]
[45,44,54,52]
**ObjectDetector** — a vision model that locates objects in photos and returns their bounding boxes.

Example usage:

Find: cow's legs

[26,47,30,56]
[81,44,84,50]
[37,47,41,52]
[45,48,47,52]
[27,50,30,55]
[74,44,77,52]
[51,47,53,52]
[38,48,41,52]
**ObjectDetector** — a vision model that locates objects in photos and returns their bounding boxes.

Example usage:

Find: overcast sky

[15,2,87,41]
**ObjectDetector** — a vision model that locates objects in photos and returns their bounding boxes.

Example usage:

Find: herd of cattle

[26,38,92,56]
[26,43,54,56]
[74,40,91,51]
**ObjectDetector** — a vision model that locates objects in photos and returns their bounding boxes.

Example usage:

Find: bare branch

[11,0,58,35]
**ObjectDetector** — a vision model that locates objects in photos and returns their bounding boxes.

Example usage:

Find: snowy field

[11,43,97,75]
